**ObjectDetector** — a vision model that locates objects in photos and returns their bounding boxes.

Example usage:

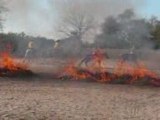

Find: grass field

[0,56,160,120]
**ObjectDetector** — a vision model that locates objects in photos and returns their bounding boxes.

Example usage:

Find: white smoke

[3,0,145,39]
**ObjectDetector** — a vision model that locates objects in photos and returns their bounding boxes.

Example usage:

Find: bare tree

[60,13,94,41]
[52,0,137,42]
[57,0,96,41]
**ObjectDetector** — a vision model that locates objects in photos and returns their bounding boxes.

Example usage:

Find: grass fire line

[0,52,33,77]
[0,51,160,87]
[60,54,160,87]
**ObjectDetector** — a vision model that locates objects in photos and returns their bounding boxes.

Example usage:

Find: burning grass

[0,53,34,77]
[59,59,160,87]
[0,50,159,87]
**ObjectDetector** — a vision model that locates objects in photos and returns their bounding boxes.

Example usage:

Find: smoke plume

[3,0,145,39]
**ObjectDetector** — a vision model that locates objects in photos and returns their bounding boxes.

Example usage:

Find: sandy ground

[0,78,160,120]
[0,59,160,120]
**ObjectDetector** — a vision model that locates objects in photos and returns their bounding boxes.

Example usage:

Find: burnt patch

[0,67,35,78]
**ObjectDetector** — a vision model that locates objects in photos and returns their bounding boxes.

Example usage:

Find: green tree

[102,16,120,35]
[95,9,151,49]
[151,22,160,49]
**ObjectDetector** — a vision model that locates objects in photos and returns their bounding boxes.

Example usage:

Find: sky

[137,0,160,18]
[3,0,58,38]
[2,0,160,39]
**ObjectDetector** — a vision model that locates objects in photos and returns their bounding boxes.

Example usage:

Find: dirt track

[0,78,160,120]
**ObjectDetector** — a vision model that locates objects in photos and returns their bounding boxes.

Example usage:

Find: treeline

[0,32,55,57]
[94,9,160,49]
[0,9,160,58]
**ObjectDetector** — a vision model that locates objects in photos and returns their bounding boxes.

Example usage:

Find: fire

[62,50,109,82]
[113,60,158,84]
[57,48,160,86]
[0,52,33,77]
[1,52,27,71]
[61,52,159,86]
[63,62,91,80]
[113,60,129,76]
[130,63,158,83]
[98,68,111,83]
[92,49,105,68]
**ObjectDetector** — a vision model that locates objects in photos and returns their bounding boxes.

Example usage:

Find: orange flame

[130,63,157,83]
[114,60,158,83]
[61,49,159,85]
[92,49,105,68]
[63,62,90,80]
[1,52,27,71]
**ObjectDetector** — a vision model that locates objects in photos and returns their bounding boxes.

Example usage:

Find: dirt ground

[0,78,160,120]
[0,59,160,120]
